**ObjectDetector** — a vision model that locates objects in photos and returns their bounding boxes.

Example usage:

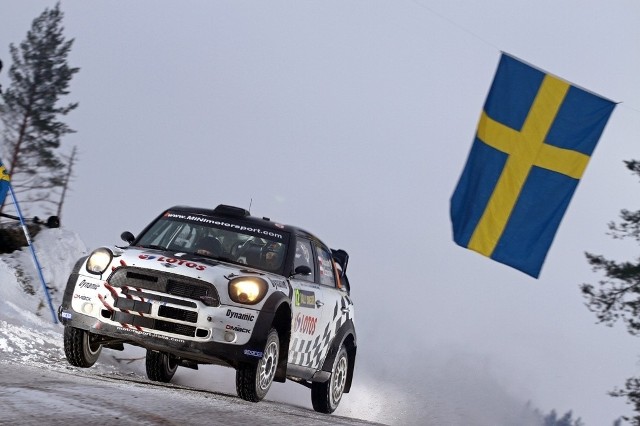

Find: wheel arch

[271,300,291,382]
[342,331,357,393]
[258,291,291,383]
[58,255,88,323]
[319,319,357,393]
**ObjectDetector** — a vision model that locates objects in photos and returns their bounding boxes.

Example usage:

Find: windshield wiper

[139,244,166,251]
[191,253,237,264]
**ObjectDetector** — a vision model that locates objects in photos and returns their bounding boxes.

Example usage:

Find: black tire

[145,350,178,383]
[236,328,279,402]
[311,344,348,414]
[63,326,102,368]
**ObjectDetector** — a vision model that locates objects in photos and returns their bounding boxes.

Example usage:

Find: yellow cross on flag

[451,53,616,277]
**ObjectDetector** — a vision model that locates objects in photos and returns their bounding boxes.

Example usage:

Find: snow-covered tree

[0,2,79,216]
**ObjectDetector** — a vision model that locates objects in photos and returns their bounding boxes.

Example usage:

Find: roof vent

[213,204,250,218]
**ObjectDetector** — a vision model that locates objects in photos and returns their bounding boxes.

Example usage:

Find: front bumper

[59,266,276,367]
[58,308,273,366]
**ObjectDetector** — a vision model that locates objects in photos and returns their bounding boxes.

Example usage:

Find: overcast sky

[1,1,640,425]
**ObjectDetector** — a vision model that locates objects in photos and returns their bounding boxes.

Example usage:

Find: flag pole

[8,184,58,324]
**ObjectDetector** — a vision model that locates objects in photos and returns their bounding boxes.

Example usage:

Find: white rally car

[58,204,355,413]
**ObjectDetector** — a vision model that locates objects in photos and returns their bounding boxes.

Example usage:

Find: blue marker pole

[8,184,58,324]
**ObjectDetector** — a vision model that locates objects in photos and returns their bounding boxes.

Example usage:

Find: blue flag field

[450,53,616,278]
[0,160,10,206]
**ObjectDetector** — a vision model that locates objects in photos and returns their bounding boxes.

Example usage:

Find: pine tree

[541,409,584,426]
[0,2,79,216]
[581,160,640,424]
[55,145,77,219]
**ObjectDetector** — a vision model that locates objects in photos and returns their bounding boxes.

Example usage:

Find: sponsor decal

[73,294,92,301]
[294,289,316,309]
[61,311,72,319]
[225,324,251,334]
[294,313,318,335]
[270,279,288,291]
[78,280,100,290]
[138,254,206,271]
[226,309,254,322]
[244,349,263,358]
[318,255,333,277]
[165,212,285,240]
[115,326,185,343]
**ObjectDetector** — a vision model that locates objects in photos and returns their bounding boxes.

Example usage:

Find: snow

[0,228,125,374]
[0,228,543,425]
[0,228,392,424]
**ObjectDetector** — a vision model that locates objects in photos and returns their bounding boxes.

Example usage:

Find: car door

[311,242,354,366]
[288,238,326,369]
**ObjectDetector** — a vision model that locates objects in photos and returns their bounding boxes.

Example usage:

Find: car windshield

[135,211,289,273]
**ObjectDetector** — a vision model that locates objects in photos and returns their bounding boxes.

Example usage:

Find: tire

[63,326,102,368]
[145,350,178,383]
[236,328,279,402]
[311,344,348,414]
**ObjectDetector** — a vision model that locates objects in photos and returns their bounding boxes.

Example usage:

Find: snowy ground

[0,228,384,425]
[0,228,545,425]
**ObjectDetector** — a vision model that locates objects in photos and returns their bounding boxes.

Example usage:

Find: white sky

[1,1,640,424]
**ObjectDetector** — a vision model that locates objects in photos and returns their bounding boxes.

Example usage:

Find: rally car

[58,204,355,413]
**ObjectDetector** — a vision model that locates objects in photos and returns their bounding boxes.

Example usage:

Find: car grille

[108,266,219,305]
[104,266,218,338]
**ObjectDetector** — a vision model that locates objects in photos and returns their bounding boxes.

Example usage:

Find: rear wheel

[145,350,178,383]
[63,326,102,368]
[311,344,348,413]
[236,328,279,402]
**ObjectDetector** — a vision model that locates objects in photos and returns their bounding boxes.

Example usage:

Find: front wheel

[145,350,178,383]
[236,328,279,402]
[63,326,102,368]
[311,344,348,413]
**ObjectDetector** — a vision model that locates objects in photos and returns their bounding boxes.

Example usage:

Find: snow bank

[0,228,130,374]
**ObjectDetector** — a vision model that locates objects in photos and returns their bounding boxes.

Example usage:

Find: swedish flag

[0,160,9,206]
[451,53,616,278]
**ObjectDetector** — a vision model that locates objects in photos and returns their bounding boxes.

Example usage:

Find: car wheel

[145,350,178,383]
[236,328,279,402]
[311,344,348,413]
[63,326,102,368]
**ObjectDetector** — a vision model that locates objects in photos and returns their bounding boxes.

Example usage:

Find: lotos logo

[294,313,317,335]
[138,254,205,271]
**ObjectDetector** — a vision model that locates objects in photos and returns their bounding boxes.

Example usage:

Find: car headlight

[86,248,113,275]
[228,277,268,305]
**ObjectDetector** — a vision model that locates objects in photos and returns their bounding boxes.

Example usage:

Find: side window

[315,244,336,288]
[293,239,314,282]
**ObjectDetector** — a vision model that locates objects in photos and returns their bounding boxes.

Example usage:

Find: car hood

[112,246,254,283]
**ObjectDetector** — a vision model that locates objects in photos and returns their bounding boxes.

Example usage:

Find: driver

[263,242,284,271]
[195,235,223,257]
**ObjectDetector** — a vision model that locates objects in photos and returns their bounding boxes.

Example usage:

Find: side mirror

[121,231,135,245]
[292,265,312,277]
